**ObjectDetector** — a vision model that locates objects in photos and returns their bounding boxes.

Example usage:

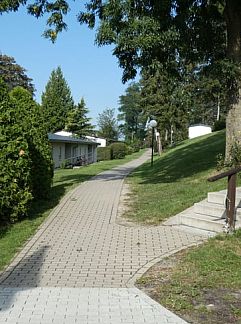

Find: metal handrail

[208,166,241,232]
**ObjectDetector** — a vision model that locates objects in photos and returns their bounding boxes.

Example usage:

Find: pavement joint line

[0,150,203,323]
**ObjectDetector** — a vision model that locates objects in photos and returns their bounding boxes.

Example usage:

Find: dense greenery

[66,97,94,136]
[97,108,119,142]
[97,147,112,161]
[0,54,34,93]
[0,80,53,224]
[118,82,146,143]
[41,66,74,133]
[110,142,128,160]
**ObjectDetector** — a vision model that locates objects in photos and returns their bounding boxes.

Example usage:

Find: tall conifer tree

[41,67,74,133]
[66,97,94,136]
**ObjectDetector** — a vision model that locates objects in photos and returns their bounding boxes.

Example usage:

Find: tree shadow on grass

[130,131,225,185]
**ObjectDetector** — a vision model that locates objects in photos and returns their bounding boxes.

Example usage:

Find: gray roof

[48,133,99,145]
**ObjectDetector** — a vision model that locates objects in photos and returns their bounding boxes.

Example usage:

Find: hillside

[127,130,228,224]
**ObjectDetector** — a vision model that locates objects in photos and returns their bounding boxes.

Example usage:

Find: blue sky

[0,3,136,125]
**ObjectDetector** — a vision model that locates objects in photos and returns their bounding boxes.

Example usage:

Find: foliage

[97,108,119,141]
[65,97,94,136]
[97,147,111,161]
[110,142,128,159]
[41,66,74,133]
[118,82,146,143]
[213,118,226,132]
[0,53,34,93]
[0,79,53,224]
[10,87,53,199]
[0,80,32,223]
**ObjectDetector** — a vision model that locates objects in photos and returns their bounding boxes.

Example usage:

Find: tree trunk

[224,0,241,161]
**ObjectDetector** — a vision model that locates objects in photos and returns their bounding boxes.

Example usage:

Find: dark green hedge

[110,142,128,159]
[0,81,53,223]
[97,147,112,161]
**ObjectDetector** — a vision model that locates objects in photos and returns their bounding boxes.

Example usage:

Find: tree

[0,54,34,93]
[3,1,241,159]
[118,82,146,143]
[41,66,74,133]
[65,97,94,136]
[97,108,119,141]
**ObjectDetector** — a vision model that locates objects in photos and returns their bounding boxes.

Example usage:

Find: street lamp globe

[149,119,157,128]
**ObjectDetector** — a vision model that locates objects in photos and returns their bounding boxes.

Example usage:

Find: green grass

[0,149,145,271]
[126,130,230,224]
[137,230,241,323]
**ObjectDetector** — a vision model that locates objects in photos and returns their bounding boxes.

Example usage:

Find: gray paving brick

[0,150,203,323]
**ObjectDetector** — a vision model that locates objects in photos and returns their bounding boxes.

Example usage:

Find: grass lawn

[0,149,145,272]
[126,129,232,224]
[136,230,241,323]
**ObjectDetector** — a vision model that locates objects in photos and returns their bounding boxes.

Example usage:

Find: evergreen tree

[41,66,74,133]
[0,54,34,93]
[66,97,94,136]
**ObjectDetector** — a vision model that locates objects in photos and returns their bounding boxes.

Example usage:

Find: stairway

[164,188,241,236]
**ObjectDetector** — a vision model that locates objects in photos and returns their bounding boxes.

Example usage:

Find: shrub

[10,87,53,200]
[0,82,54,224]
[110,142,128,159]
[213,118,226,132]
[0,81,33,223]
[97,147,111,161]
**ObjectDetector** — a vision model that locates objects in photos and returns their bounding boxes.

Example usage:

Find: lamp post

[149,119,157,166]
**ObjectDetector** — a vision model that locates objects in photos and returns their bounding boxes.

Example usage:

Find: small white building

[48,133,99,168]
[86,135,107,147]
[188,124,212,139]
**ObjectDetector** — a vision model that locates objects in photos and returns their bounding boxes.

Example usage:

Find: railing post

[227,173,237,231]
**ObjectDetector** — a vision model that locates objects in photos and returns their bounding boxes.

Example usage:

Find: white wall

[188,125,212,139]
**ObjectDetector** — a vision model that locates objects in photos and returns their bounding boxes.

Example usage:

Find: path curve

[0,150,204,323]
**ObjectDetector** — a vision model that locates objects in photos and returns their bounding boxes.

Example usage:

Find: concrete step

[208,191,241,207]
[171,224,217,237]
[194,201,241,219]
[179,213,225,232]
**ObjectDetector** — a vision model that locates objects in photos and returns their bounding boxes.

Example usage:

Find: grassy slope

[127,130,228,224]
[0,149,145,271]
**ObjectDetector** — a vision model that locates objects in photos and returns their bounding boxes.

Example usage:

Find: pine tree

[66,98,94,137]
[41,66,74,133]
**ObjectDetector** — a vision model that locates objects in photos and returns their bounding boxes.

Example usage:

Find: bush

[126,146,134,155]
[97,147,111,161]
[110,142,128,159]
[0,82,54,224]
[213,118,226,132]
[10,87,53,200]
[0,81,33,223]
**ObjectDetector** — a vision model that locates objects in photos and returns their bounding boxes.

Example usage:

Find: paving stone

[0,150,204,323]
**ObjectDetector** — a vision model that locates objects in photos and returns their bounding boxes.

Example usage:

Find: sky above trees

[0,4,134,124]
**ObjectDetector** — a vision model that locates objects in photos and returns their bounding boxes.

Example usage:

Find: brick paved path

[0,150,204,323]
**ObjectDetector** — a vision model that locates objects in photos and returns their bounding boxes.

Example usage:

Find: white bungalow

[48,133,99,168]
[188,124,212,139]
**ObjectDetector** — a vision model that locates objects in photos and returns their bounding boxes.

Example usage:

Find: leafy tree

[97,108,119,141]
[65,97,94,136]
[2,1,241,159]
[0,54,34,93]
[118,82,146,143]
[41,66,74,133]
